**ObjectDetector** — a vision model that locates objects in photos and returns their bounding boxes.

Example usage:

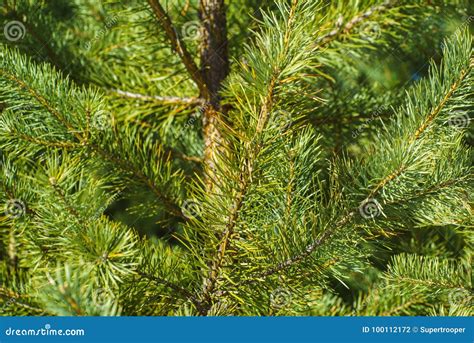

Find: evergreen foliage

[0,0,472,316]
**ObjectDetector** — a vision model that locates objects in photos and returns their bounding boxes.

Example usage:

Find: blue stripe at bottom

[0,316,472,343]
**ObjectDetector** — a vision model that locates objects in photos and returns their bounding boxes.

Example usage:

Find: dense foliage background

[0,0,473,316]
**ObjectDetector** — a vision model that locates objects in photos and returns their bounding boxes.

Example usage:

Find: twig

[147,0,210,99]
[109,88,206,106]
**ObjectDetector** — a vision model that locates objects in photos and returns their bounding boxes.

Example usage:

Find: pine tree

[0,0,472,316]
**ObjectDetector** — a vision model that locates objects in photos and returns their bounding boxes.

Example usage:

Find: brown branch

[199,0,230,190]
[199,0,229,105]
[367,163,406,200]
[109,88,206,106]
[147,0,210,99]
[173,150,203,163]
[146,0,229,191]
[198,62,282,317]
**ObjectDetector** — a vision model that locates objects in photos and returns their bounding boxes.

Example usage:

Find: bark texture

[199,0,229,189]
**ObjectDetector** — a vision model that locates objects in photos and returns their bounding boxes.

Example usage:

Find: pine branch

[0,50,184,219]
[0,291,46,315]
[204,66,281,294]
[314,0,395,47]
[146,0,230,192]
[197,0,309,314]
[383,177,470,208]
[0,69,81,141]
[2,163,188,313]
[1,0,472,317]
[411,61,472,142]
[245,29,473,283]
[88,144,184,218]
